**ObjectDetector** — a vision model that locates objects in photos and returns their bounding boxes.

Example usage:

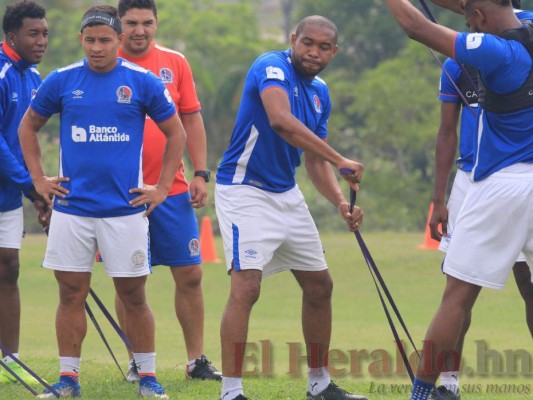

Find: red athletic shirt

[118,42,201,195]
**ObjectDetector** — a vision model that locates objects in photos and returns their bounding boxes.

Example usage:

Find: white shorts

[440,169,529,265]
[443,164,533,289]
[43,211,151,277]
[215,184,327,278]
[439,169,470,253]
[0,207,23,249]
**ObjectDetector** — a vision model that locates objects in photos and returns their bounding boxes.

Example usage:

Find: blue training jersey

[438,58,480,172]
[216,49,331,193]
[30,58,176,218]
[438,11,533,173]
[0,42,42,211]
[454,30,533,181]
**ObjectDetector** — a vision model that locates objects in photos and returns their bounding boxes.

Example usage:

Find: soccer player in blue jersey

[18,4,186,399]
[0,0,49,386]
[384,1,533,399]
[429,1,533,397]
[215,15,366,400]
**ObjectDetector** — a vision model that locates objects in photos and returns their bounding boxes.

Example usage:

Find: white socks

[132,352,156,376]
[221,376,243,400]
[440,371,460,394]
[3,353,19,363]
[307,367,330,395]
[59,356,81,378]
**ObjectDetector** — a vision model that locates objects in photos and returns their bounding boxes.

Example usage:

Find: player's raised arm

[384,0,457,57]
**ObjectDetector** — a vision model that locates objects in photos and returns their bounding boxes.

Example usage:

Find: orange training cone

[200,216,221,263]
[417,203,441,250]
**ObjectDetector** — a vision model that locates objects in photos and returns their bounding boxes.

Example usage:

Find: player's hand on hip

[129,184,168,216]
[338,159,364,191]
[189,178,208,209]
[337,202,363,232]
[33,175,70,207]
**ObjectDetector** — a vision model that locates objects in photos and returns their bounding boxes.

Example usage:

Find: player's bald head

[294,15,338,44]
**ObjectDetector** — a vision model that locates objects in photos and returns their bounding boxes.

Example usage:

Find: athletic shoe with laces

[306,382,368,400]
[127,364,140,382]
[186,354,222,381]
[0,361,42,385]
[432,385,461,400]
[36,378,81,398]
[139,378,169,398]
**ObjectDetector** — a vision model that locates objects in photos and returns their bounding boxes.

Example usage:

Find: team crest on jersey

[313,95,322,114]
[189,238,200,257]
[159,68,174,84]
[116,86,133,104]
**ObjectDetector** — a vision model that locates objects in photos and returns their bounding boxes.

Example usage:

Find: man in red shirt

[116,0,220,381]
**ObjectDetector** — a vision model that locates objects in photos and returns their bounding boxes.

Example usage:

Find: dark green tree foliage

[148,0,278,167]
[350,42,441,230]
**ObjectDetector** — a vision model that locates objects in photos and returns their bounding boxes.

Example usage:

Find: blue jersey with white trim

[454,30,533,181]
[216,49,331,193]
[0,43,42,211]
[438,58,479,172]
[30,58,176,217]
[438,11,533,173]
[515,9,533,22]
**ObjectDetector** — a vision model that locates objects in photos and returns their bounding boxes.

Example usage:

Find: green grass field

[2,231,532,399]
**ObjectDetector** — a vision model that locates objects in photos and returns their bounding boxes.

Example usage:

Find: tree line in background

[7,0,531,233]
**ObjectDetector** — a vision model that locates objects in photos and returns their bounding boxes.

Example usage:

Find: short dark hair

[512,0,521,8]
[463,0,512,12]
[3,0,46,35]
[117,0,157,18]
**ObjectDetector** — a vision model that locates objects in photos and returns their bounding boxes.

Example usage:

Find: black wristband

[194,170,211,182]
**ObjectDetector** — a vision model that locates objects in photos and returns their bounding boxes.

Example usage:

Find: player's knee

[0,251,20,285]
[231,279,261,306]
[58,284,88,306]
[304,276,333,305]
[173,265,203,290]
[0,261,20,285]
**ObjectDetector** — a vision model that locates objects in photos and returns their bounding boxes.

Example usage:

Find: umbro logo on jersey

[72,89,84,98]
[11,92,18,101]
